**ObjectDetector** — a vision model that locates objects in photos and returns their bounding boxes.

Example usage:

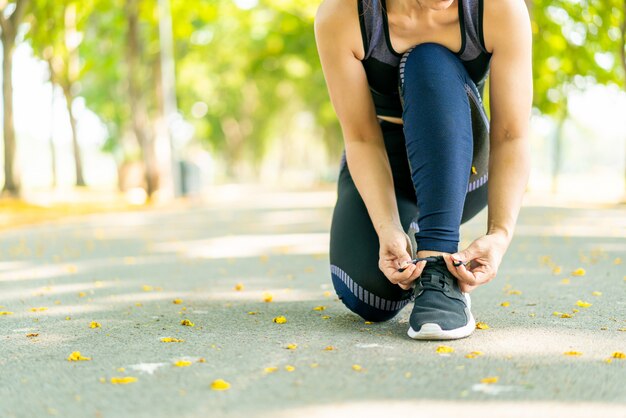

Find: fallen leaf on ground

[89,321,101,329]
[476,322,490,330]
[180,319,195,327]
[30,307,48,312]
[263,293,273,303]
[560,278,571,284]
[0,311,14,315]
[323,291,332,297]
[142,285,154,292]
[352,364,363,371]
[310,363,319,368]
[197,358,206,363]
[285,365,296,372]
[312,306,326,311]
[110,377,137,384]
[67,351,91,361]
[576,300,592,308]
[234,283,244,291]
[26,333,39,338]
[324,346,336,351]
[247,311,258,315]
[173,299,183,304]
[272,316,287,324]
[436,345,454,354]
[285,343,298,350]
[264,367,278,373]
[507,290,522,295]
[321,316,331,320]
[78,292,87,298]
[613,258,621,265]
[364,321,373,324]
[174,360,192,367]
[480,376,499,384]
[572,268,586,276]
[161,337,184,343]
[500,301,510,307]
[611,352,625,359]
[465,351,484,359]
[563,351,583,356]
[211,379,230,390]
[591,291,602,297]
[552,266,562,274]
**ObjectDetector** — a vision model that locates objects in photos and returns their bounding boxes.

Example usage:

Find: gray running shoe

[407,256,475,340]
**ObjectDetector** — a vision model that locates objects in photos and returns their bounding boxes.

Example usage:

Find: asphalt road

[1,187,625,418]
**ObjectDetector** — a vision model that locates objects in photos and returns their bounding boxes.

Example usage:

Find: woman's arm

[315,0,425,287]
[445,0,532,291]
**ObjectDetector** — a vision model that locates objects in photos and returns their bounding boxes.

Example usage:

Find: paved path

[1,187,625,418]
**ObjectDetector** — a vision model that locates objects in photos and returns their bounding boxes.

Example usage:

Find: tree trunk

[620,0,626,198]
[1,34,19,196]
[126,0,158,197]
[551,108,567,195]
[63,85,85,186]
[48,75,57,188]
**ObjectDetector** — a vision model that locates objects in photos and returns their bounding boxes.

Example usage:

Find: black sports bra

[358,0,492,118]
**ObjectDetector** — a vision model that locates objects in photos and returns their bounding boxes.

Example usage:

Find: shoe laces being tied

[414,256,459,295]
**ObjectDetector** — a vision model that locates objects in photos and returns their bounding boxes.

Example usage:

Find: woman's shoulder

[482,0,531,53]
[315,0,364,58]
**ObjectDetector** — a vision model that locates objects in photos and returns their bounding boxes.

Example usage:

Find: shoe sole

[407,293,476,340]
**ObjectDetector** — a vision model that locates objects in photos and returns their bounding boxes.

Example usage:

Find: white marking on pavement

[471,384,518,395]
[128,363,167,375]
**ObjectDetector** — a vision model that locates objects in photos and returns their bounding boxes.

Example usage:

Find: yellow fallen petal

[234,283,244,291]
[591,291,602,297]
[142,285,154,292]
[180,319,195,327]
[324,346,335,351]
[65,316,71,320]
[26,333,39,338]
[161,337,184,343]
[572,309,579,313]
[611,352,625,359]
[471,166,477,175]
[174,360,192,367]
[552,311,563,316]
[480,376,499,384]
[0,311,14,315]
[30,307,48,312]
[321,315,331,320]
[500,301,510,307]
[264,366,279,373]
[197,358,206,363]
[284,365,296,372]
[78,292,87,298]
[576,300,592,308]
[135,303,143,307]
[552,266,562,274]
[272,316,287,324]
[572,268,586,276]
[507,290,522,295]
[560,313,573,318]
[310,363,319,368]
[312,306,326,311]
[465,351,484,359]
[436,345,454,354]
[117,367,125,372]
[564,351,583,356]
[364,321,373,325]
[263,293,273,303]
[475,322,490,330]
[618,328,626,332]
[286,344,298,350]
[613,257,622,265]
[172,299,183,304]
[99,377,106,383]
[110,377,137,385]
[323,291,332,297]
[560,278,571,284]
[247,311,258,315]
[89,321,101,329]
[67,351,91,361]
[352,364,363,371]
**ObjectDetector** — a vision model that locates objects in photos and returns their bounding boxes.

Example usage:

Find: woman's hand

[378,225,427,290]
[443,233,510,293]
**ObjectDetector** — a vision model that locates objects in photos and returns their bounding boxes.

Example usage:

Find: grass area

[0,191,145,231]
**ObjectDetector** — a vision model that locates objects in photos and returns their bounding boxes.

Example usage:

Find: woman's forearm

[486,136,531,245]
[345,139,401,235]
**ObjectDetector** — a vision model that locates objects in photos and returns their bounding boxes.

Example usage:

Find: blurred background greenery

[0,0,625,207]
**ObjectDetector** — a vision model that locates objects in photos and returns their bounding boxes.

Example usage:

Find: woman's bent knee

[330,267,409,323]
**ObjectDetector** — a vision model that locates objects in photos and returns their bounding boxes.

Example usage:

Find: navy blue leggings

[329,44,490,322]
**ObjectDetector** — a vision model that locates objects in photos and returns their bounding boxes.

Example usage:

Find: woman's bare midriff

[378,115,404,125]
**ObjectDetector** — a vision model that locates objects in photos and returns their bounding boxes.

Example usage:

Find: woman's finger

[444,255,478,285]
